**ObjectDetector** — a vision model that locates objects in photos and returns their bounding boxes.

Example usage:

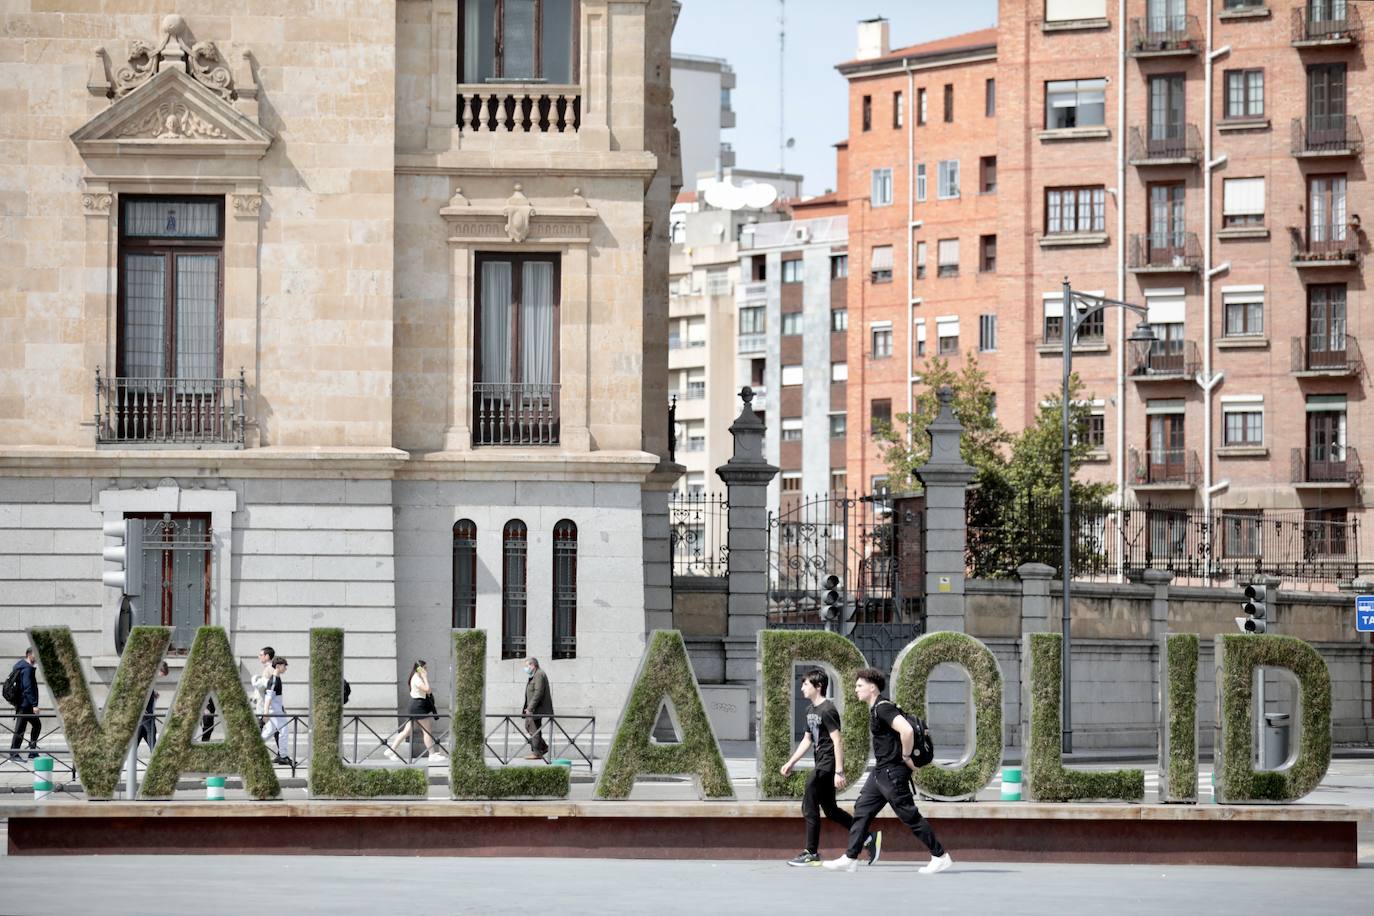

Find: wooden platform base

[2,800,1365,867]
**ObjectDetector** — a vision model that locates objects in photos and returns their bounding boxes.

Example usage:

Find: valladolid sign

[29,625,1330,805]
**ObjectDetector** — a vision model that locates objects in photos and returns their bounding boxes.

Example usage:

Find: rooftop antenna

[778,0,785,174]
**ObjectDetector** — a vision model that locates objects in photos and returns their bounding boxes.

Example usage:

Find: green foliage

[595,630,733,800]
[1214,634,1331,803]
[30,626,168,800]
[757,630,870,798]
[1160,634,1199,803]
[1023,633,1144,802]
[141,627,280,799]
[308,629,428,799]
[876,356,1010,494]
[450,630,569,799]
[894,631,1003,801]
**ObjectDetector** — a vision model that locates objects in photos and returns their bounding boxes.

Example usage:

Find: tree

[875,356,1011,494]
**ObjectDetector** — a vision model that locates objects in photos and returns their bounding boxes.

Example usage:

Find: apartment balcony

[1291,335,1364,377]
[1129,447,1201,490]
[1127,125,1201,167]
[1129,339,1199,381]
[1129,15,1202,56]
[1289,227,1360,267]
[1292,4,1363,47]
[95,370,246,448]
[472,382,560,447]
[1127,233,1202,273]
[738,333,766,354]
[736,281,767,306]
[1291,116,1363,158]
[457,85,581,135]
[1291,446,1363,487]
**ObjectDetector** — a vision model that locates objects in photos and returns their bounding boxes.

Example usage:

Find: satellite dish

[702,178,778,211]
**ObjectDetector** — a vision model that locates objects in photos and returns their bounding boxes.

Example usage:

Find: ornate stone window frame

[440,184,598,451]
[69,18,272,447]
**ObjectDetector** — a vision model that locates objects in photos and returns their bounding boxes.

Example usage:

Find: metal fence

[669,492,729,577]
[967,491,1364,588]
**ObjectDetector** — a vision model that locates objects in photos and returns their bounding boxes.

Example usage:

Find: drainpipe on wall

[1116,0,1127,510]
[906,64,916,426]
[1203,0,1230,519]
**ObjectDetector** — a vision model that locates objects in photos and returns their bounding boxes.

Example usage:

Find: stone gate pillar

[915,388,976,633]
[715,387,779,686]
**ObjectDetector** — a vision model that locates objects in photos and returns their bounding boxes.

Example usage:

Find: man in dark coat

[522,657,553,760]
[8,648,41,760]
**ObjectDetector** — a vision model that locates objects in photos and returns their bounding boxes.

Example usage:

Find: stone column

[1143,569,1172,644]
[915,388,976,634]
[1018,563,1056,635]
[715,387,778,685]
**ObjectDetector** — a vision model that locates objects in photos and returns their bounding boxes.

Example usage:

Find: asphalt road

[0,854,1369,915]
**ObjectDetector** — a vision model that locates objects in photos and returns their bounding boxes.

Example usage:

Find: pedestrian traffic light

[102,518,143,596]
[1237,584,1268,634]
[821,574,842,620]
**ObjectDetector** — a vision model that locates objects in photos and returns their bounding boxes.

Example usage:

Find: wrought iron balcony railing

[1129,446,1201,487]
[1291,115,1363,156]
[1129,15,1202,54]
[1291,334,1363,375]
[1291,446,1363,486]
[1127,232,1202,271]
[1129,338,1199,379]
[1289,225,1360,264]
[95,369,246,447]
[1292,3,1363,45]
[1127,124,1202,165]
[472,382,560,446]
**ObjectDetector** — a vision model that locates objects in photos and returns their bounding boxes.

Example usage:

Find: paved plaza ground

[0,850,1369,915]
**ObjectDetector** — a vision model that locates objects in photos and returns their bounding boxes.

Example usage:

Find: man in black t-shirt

[823,667,952,874]
[779,668,879,867]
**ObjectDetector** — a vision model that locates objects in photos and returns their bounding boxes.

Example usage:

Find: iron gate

[766,493,925,674]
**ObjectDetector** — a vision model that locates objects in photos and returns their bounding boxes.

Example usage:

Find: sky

[672,0,999,195]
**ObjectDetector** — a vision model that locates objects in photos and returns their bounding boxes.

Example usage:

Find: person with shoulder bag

[382,660,445,764]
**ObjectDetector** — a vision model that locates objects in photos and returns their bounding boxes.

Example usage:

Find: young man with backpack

[6,648,41,760]
[823,667,952,875]
[780,668,880,867]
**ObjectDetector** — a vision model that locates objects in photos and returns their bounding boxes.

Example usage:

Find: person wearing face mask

[521,657,553,760]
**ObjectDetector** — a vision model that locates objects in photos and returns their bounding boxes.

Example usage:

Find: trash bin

[1263,712,1291,768]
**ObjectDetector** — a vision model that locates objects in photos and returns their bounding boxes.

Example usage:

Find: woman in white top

[383,660,446,763]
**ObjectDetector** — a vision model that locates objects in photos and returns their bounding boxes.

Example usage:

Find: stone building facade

[0,0,680,726]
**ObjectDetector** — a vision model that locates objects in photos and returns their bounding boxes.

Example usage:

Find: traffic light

[821,574,842,620]
[102,518,144,597]
[1236,584,1268,634]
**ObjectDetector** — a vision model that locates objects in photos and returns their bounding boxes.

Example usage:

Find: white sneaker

[382,747,399,761]
[919,853,953,875]
[822,855,858,872]
[428,752,448,763]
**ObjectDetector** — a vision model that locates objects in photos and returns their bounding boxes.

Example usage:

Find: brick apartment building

[841,2,1369,550]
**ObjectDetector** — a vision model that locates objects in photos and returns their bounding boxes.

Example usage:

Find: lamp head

[1129,322,1156,343]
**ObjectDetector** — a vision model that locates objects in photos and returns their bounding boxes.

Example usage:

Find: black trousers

[803,768,854,854]
[844,763,946,859]
[136,714,157,751]
[10,704,40,751]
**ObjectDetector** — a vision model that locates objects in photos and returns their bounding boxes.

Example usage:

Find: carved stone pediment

[440,183,597,246]
[71,66,272,159]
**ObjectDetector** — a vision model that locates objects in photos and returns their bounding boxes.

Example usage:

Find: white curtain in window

[521,261,554,385]
[123,200,219,238]
[123,254,166,379]
[870,246,894,270]
[1222,178,1265,216]
[503,0,537,78]
[936,316,959,338]
[175,254,218,382]
[480,260,512,385]
[937,238,959,266]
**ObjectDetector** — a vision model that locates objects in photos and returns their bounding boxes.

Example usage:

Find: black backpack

[342,679,352,705]
[2,666,23,707]
[877,700,935,769]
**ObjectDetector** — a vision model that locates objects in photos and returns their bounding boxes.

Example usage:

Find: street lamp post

[1059,278,1155,754]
